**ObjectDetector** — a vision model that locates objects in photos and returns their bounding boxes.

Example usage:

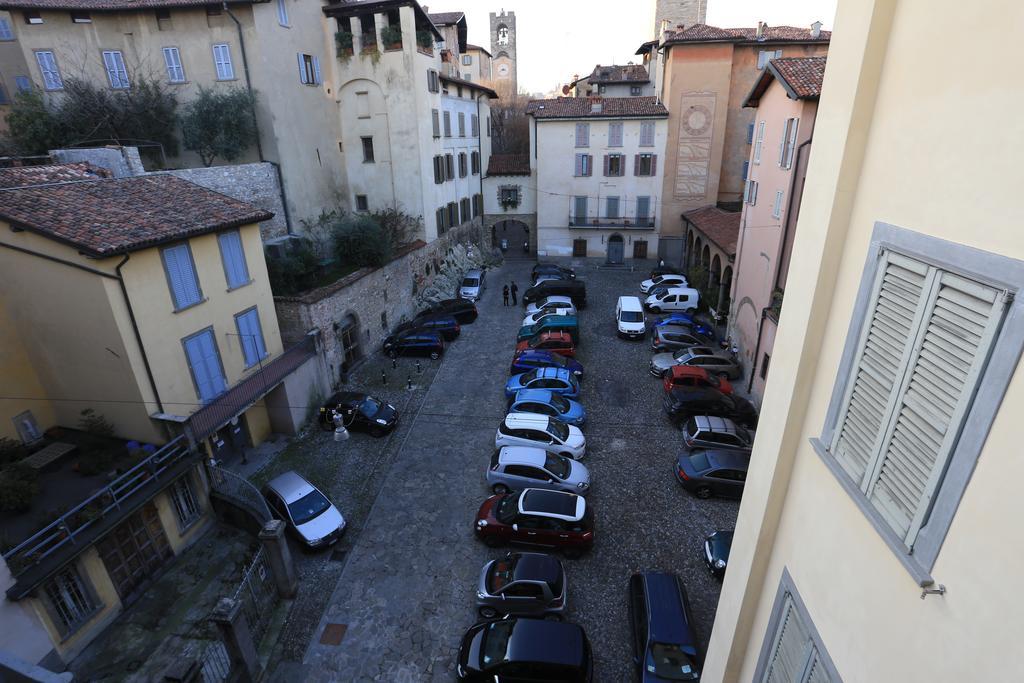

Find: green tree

[4,89,63,154]
[334,215,391,268]
[181,86,258,166]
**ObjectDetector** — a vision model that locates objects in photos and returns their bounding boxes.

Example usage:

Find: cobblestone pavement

[272,258,740,681]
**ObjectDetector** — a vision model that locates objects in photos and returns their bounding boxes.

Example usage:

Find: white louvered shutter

[313,56,321,84]
[574,153,583,176]
[803,650,833,683]
[297,53,307,83]
[764,596,810,683]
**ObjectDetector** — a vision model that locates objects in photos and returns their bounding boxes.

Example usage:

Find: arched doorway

[720,265,734,319]
[606,234,625,264]
[493,219,531,257]
[337,312,362,379]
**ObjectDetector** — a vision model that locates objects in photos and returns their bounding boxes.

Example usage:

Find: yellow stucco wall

[245,402,272,447]
[0,294,56,441]
[152,467,212,555]
[706,1,1024,681]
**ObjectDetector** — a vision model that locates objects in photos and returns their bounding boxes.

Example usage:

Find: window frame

[162,46,186,83]
[169,473,201,531]
[361,136,374,163]
[753,120,766,164]
[212,43,234,80]
[34,50,62,91]
[575,122,589,148]
[639,121,655,147]
[101,49,129,89]
[811,222,1024,584]
[182,326,227,402]
[161,242,204,311]
[0,17,14,40]
[772,190,784,219]
[276,0,289,26]
[234,306,268,368]
[41,563,101,638]
[217,229,251,290]
[355,194,369,212]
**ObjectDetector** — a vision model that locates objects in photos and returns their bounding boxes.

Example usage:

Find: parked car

[511,349,584,378]
[509,389,586,426]
[616,296,646,339]
[650,264,680,278]
[650,347,742,380]
[459,268,487,301]
[534,274,565,286]
[517,315,579,345]
[317,391,398,436]
[523,280,587,309]
[262,471,345,549]
[522,307,576,326]
[420,298,478,324]
[664,388,758,428]
[476,552,567,619]
[628,572,702,682]
[488,446,591,495]
[393,314,460,341]
[662,366,733,395]
[651,324,711,352]
[456,618,592,682]
[681,416,754,451]
[495,413,586,459]
[505,367,581,399]
[526,295,577,316]
[532,263,576,281]
[382,330,444,359]
[644,287,699,313]
[515,331,577,358]
[653,313,715,339]
[640,273,688,293]
[704,530,734,579]
[675,448,751,499]
[474,488,594,556]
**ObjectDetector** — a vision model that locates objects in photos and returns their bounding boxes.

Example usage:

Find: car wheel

[479,606,500,620]
[695,485,713,499]
[563,547,583,559]
[483,535,504,548]
[492,484,510,494]
[430,351,440,360]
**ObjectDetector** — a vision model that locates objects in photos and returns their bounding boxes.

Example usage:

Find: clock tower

[489,9,517,99]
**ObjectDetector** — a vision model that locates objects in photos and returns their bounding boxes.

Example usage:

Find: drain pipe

[115,255,164,413]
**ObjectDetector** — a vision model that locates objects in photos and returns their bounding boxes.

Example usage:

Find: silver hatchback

[262,471,346,549]
[475,551,567,619]
[650,346,742,379]
[459,268,486,301]
[487,446,591,495]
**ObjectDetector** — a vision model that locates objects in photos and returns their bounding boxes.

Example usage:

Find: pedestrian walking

[510,281,519,305]
[502,285,510,306]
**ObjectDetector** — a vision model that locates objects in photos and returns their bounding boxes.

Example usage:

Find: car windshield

[480,621,514,669]
[689,451,711,471]
[547,419,569,441]
[487,558,515,593]
[544,453,570,479]
[359,397,382,418]
[495,493,521,524]
[674,350,695,362]
[462,277,479,287]
[287,490,332,526]
[519,369,538,383]
[647,643,700,681]
[549,394,570,412]
[621,311,644,322]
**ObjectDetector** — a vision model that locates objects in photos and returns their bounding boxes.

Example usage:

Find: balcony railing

[568,214,656,229]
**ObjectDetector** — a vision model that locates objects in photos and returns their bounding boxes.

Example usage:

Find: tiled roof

[588,64,650,84]
[682,206,741,254]
[744,56,827,107]
[663,23,830,45]
[0,174,273,256]
[0,0,250,9]
[439,73,497,98]
[0,163,109,188]
[634,39,658,55]
[527,96,668,119]
[428,10,463,25]
[466,43,492,57]
[486,154,530,176]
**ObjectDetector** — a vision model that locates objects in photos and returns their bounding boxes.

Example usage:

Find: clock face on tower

[682,105,712,137]
[498,64,509,77]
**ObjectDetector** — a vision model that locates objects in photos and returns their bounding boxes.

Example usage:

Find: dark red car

[663,366,734,395]
[514,331,576,358]
[474,489,594,558]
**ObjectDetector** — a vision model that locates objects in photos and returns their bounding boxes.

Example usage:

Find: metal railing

[569,214,656,229]
[232,548,277,645]
[206,464,272,526]
[199,640,231,682]
[2,436,192,574]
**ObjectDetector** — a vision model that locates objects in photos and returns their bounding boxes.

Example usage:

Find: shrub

[0,464,39,513]
[79,409,115,438]
[181,86,257,166]
[77,450,116,476]
[0,438,28,467]
[266,239,320,295]
[333,215,391,268]
[381,25,402,46]
[372,208,421,251]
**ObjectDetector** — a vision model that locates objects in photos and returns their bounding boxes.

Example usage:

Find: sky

[421,0,838,95]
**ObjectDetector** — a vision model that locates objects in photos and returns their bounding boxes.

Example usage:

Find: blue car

[653,313,714,339]
[510,349,584,378]
[504,367,580,399]
[509,389,586,426]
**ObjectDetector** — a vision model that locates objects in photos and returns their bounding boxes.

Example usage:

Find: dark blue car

[510,349,584,378]
[653,313,714,339]
[382,330,444,359]
[629,571,701,682]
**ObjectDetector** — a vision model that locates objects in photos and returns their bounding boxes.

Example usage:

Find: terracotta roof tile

[486,154,530,176]
[683,206,741,254]
[770,56,827,98]
[588,64,650,84]
[0,0,249,10]
[0,174,273,256]
[428,11,463,25]
[527,96,668,119]
[0,163,109,188]
[663,23,830,45]
[439,73,497,98]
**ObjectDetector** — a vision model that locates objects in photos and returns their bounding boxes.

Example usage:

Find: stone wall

[273,221,496,386]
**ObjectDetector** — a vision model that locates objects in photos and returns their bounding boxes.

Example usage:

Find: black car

[532,263,576,281]
[457,618,593,683]
[523,280,587,309]
[317,391,398,436]
[675,448,750,499]
[663,388,759,428]
[629,572,702,682]
[382,330,444,359]
[703,530,733,580]
[394,314,460,341]
[420,298,478,324]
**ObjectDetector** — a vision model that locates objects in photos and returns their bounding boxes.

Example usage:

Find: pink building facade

[728,56,825,402]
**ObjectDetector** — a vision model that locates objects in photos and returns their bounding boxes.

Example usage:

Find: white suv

[495,413,586,460]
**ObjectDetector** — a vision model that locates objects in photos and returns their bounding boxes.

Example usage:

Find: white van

[616,296,646,339]
[643,287,700,313]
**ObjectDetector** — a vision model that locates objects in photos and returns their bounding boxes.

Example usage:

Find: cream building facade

[461,43,492,84]
[704,1,1024,681]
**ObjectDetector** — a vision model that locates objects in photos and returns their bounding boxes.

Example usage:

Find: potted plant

[381,24,402,49]
[335,30,354,58]
[416,30,434,51]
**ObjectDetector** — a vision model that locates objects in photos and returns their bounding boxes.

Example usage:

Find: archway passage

[493,219,531,258]
[338,313,362,377]
[607,234,625,264]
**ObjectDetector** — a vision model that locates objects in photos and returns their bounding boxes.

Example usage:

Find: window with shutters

[639,121,655,147]
[102,50,129,89]
[636,196,651,224]
[460,197,471,223]
[458,111,465,137]
[162,243,203,310]
[235,307,268,368]
[605,153,624,177]
[758,49,784,69]
[443,110,451,137]
[605,196,620,219]
[431,109,440,137]
[630,85,642,96]
[744,179,759,205]
[747,122,755,144]
[742,160,750,181]
[297,53,320,85]
[445,153,454,180]
[436,207,446,234]
[575,122,589,147]
[277,0,289,26]
[471,151,480,175]
[0,17,14,39]
[183,327,226,402]
[458,152,467,177]
[754,120,766,164]
[35,50,62,90]
[780,117,799,169]
[447,202,458,226]
[759,594,834,683]
[772,190,784,219]
[608,122,623,147]
[636,153,656,176]
[471,114,479,137]
[162,47,186,83]
[427,69,439,92]
[212,43,234,80]
[574,153,592,177]
[43,565,99,636]
[218,230,250,290]
[0,82,8,105]
[573,196,588,223]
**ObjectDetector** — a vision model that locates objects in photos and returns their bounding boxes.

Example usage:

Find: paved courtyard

[264,259,740,681]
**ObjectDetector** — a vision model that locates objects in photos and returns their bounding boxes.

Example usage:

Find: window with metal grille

[45,566,97,634]
[361,136,374,162]
[170,475,200,528]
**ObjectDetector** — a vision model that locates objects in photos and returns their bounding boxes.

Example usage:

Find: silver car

[649,346,741,379]
[525,295,577,316]
[487,446,591,495]
[459,268,486,301]
[475,552,567,619]
[262,471,346,549]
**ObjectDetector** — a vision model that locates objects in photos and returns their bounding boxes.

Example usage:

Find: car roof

[505,619,585,667]
[520,488,585,520]
[669,388,727,403]
[514,389,556,403]
[694,415,742,433]
[498,446,548,468]
[464,268,484,277]
[661,286,696,294]
[670,366,709,379]
[535,331,572,342]
[265,471,315,504]
[511,552,563,585]
[618,295,643,309]
[534,367,570,379]
[658,324,695,335]
[705,449,751,469]
[640,572,695,648]
[504,413,551,428]
[327,391,367,406]
[537,295,573,305]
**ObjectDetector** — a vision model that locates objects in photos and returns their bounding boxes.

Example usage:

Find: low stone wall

[273,221,495,386]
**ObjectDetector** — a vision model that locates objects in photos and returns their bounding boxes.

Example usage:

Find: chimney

[422,5,429,12]
[756,21,766,40]
[810,20,823,39]
[659,18,670,40]
[588,95,602,113]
